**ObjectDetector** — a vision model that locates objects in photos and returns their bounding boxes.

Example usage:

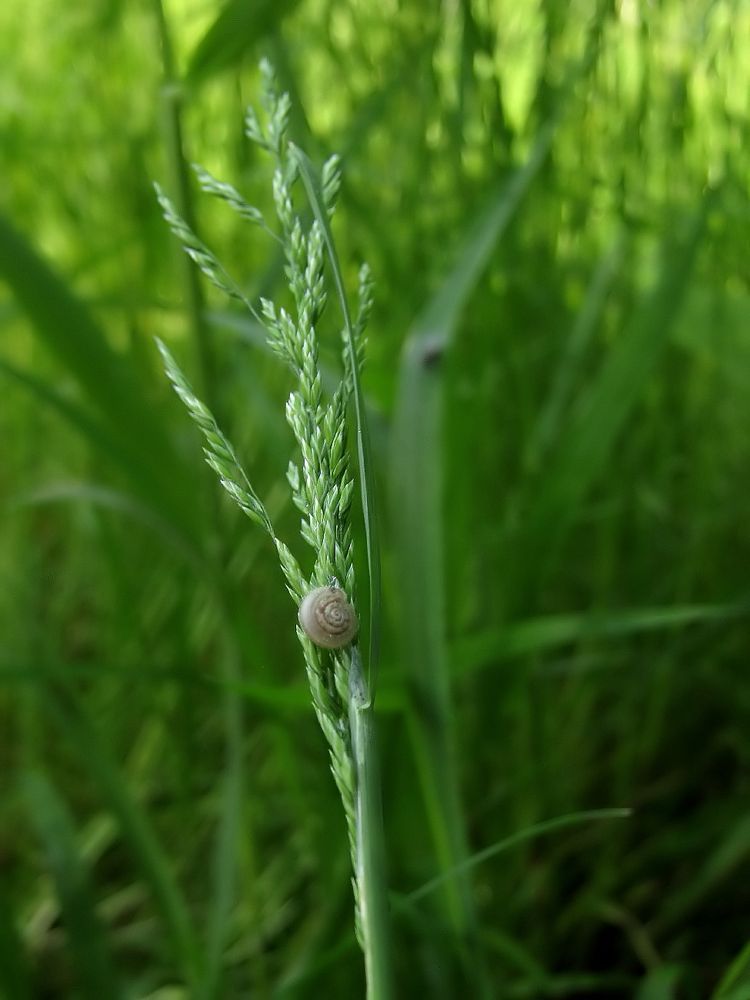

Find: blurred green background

[1,0,749,997]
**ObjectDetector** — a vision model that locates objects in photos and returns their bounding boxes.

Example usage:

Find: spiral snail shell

[298,586,358,649]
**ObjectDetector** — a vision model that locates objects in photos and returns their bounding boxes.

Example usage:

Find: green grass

[1,0,749,997]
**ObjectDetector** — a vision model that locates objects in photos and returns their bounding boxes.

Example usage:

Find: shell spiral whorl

[298,586,358,649]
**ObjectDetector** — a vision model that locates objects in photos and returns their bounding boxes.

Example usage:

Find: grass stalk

[151,0,216,412]
[156,61,393,995]
[349,649,393,1000]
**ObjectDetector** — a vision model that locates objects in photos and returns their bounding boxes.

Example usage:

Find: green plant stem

[152,0,216,413]
[152,12,244,989]
[349,649,393,1000]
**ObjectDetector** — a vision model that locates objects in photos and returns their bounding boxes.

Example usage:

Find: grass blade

[8,480,202,569]
[404,808,631,905]
[0,212,197,537]
[23,772,123,1000]
[388,123,556,983]
[43,691,203,988]
[511,195,714,605]
[0,882,32,1000]
[714,941,750,999]
[526,231,628,472]
[452,599,749,675]
[198,639,245,1000]
[185,0,302,85]
[0,359,141,475]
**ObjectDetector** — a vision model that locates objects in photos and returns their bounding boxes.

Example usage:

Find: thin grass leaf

[511,195,714,604]
[0,883,32,1000]
[452,599,749,675]
[526,230,628,471]
[0,214,151,438]
[714,941,750,999]
[43,692,203,988]
[8,480,202,569]
[0,212,197,536]
[199,642,244,1000]
[0,359,146,481]
[388,123,557,978]
[403,808,631,904]
[23,772,123,1000]
[185,0,302,85]
[0,657,324,714]
[656,812,750,932]
[635,965,684,1000]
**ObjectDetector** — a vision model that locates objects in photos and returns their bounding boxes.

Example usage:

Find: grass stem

[349,649,394,1000]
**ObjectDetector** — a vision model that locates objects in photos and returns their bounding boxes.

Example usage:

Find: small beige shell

[298,586,358,649]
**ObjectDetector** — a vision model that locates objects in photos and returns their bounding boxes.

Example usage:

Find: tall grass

[1,0,749,997]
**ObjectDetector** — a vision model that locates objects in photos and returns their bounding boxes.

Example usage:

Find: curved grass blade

[510,194,715,606]
[199,708,243,1000]
[0,212,198,538]
[23,772,124,1000]
[656,811,750,934]
[0,883,32,1000]
[0,657,320,712]
[388,122,557,986]
[0,359,138,473]
[8,481,203,569]
[42,691,203,988]
[714,940,750,999]
[526,230,628,472]
[404,808,631,905]
[185,0,302,86]
[452,599,750,676]
[0,361,204,551]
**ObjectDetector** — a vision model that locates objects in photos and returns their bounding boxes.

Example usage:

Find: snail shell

[298,586,358,649]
